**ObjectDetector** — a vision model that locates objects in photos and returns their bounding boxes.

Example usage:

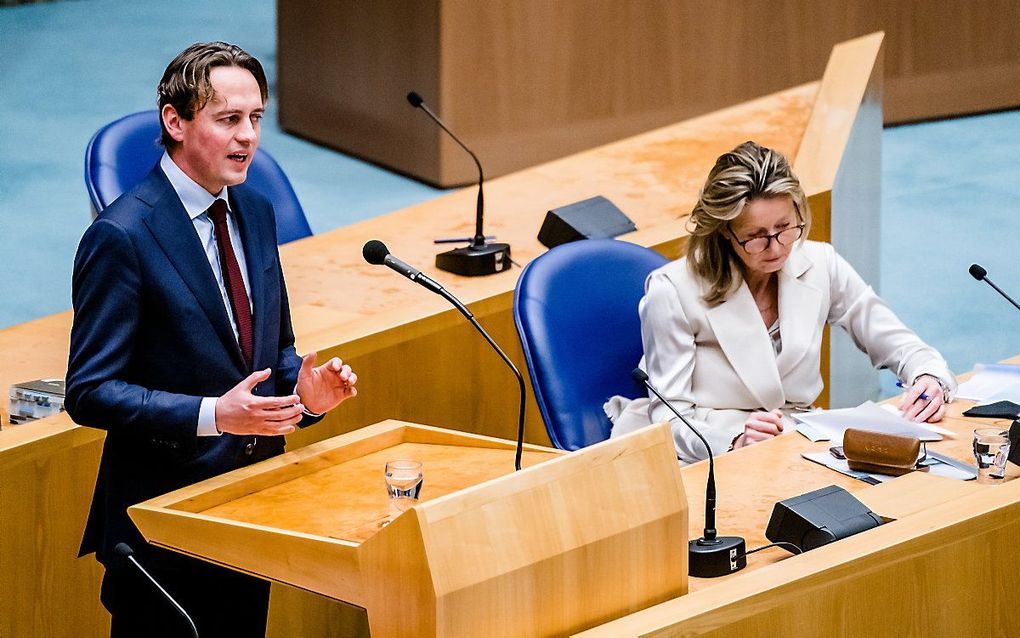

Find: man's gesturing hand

[215,368,303,436]
[295,353,358,416]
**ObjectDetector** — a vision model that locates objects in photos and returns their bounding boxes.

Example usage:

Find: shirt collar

[159,152,229,221]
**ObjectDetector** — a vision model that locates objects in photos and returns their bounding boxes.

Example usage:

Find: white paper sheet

[956,363,1020,402]
[793,401,943,442]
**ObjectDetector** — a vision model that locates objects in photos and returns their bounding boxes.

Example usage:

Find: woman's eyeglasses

[731,224,805,255]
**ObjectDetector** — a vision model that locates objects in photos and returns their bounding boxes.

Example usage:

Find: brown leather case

[843,428,924,476]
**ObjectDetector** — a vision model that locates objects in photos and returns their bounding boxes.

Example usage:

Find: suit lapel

[137,170,247,372]
[776,247,823,377]
[705,281,784,409]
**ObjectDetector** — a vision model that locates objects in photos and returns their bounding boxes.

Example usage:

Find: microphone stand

[970,263,1020,313]
[364,241,527,471]
[632,369,746,577]
[407,91,512,276]
[438,287,528,471]
[114,543,199,638]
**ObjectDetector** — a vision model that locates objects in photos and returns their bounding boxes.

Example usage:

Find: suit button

[244,442,255,455]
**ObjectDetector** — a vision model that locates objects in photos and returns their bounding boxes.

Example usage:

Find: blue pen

[895,381,929,401]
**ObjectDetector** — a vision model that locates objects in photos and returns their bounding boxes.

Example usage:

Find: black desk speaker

[538,196,637,248]
[766,485,883,552]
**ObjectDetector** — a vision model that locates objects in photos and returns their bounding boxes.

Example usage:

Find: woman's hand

[732,409,785,449]
[898,375,946,423]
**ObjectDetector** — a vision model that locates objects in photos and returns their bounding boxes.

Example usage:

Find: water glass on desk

[384,459,424,518]
[973,428,1010,484]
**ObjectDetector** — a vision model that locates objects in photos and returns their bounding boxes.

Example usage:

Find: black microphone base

[436,242,511,276]
[689,535,746,578]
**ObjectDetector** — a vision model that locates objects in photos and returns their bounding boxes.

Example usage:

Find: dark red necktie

[208,199,253,370]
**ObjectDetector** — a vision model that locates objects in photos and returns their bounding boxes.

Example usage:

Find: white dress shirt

[160,152,251,436]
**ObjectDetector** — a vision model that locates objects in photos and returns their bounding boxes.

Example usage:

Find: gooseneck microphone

[969,263,1020,313]
[632,368,746,578]
[114,543,199,638]
[406,91,512,277]
[364,240,527,470]
[364,239,448,297]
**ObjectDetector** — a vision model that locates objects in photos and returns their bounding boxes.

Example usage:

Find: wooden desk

[0,34,883,638]
[575,362,1020,637]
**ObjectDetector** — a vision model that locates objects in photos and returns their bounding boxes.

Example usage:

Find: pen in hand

[895,381,929,402]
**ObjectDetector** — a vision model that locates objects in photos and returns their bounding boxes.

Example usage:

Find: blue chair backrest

[513,239,669,450]
[84,110,312,244]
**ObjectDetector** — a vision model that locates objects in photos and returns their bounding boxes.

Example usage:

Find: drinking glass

[973,428,1010,484]
[384,460,424,519]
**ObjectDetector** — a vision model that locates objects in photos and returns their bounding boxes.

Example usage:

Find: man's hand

[295,353,358,416]
[732,409,785,449]
[215,368,303,436]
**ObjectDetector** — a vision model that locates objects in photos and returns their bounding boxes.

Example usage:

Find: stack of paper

[956,363,1020,403]
[793,401,946,443]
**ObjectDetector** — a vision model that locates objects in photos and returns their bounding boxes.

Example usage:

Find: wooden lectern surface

[199,441,560,544]
[130,422,687,638]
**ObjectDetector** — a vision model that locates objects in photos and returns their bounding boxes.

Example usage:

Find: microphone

[113,543,199,638]
[632,368,746,578]
[364,239,444,294]
[969,263,1020,313]
[406,90,511,277]
[364,240,527,470]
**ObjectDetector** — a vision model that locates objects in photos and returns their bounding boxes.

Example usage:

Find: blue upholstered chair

[513,239,669,450]
[84,110,312,244]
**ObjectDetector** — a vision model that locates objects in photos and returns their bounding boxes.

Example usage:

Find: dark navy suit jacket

[66,166,316,564]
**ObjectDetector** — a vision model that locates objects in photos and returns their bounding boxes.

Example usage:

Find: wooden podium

[128,421,688,637]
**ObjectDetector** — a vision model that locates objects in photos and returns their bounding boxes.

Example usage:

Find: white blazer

[607,240,956,464]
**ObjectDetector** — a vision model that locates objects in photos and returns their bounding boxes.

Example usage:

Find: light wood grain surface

[0,413,108,637]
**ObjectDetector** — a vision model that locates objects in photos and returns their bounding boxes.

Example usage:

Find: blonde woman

[607,141,954,464]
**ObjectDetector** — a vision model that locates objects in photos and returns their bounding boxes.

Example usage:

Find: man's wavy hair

[157,41,268,149]
[686,141,810,305]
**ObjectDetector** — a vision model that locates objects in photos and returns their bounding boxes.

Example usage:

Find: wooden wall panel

[277,0,444,184]
[279,0,1018,186]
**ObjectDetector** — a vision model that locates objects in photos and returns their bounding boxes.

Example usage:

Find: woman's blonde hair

[686,141,810,305]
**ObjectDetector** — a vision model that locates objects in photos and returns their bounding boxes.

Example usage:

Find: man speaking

[66,41,357,636]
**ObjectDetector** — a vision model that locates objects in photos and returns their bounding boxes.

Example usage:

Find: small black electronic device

[538,196,637,248]
[766,485,883,552]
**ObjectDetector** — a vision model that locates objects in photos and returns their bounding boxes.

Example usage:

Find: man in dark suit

[66,42,358,637]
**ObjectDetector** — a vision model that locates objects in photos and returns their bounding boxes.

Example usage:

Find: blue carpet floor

[2,1,1018,400]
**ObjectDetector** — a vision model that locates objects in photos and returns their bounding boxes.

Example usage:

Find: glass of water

[973,428,1010,484]
[384,460,424,519]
